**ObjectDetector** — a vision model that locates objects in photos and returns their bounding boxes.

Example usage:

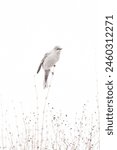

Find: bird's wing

[37,53,49,74]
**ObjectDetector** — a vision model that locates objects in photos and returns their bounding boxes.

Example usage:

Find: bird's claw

[52,72,54,75]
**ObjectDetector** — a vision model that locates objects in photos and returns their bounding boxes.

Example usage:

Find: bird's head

[54,46,62,51]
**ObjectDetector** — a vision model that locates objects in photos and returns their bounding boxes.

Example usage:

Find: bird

[37,46,62,88]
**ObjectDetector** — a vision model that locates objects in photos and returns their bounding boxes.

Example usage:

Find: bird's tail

[37,63,42,74]
[43,70,50,89]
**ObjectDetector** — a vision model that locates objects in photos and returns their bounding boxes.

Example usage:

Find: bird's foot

[52,72,54,75]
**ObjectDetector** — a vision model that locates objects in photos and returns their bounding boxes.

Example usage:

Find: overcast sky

[0,0,98,110]
[0,0,117,149]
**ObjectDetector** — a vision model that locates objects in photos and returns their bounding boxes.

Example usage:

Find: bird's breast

[43,53,60,70]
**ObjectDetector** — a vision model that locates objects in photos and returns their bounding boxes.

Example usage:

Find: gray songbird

[37,46,62,88]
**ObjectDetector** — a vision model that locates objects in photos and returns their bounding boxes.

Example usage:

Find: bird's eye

[57,48,61,50]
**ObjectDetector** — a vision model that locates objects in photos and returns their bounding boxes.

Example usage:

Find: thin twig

[96,79,100,150]
[40,67,55,150]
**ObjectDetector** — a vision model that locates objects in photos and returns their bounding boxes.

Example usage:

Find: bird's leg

[51,65,56,75]
[52,71,54,75]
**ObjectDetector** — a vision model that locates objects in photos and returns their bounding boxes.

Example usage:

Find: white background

[0,0,117,149]
[0,0,98,112]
